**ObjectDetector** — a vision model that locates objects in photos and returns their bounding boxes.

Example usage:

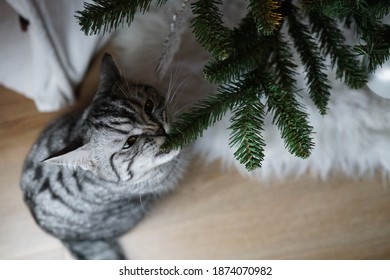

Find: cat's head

[44,54,180,184]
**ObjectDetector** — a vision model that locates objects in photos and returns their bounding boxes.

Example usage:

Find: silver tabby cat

[20,54,184,259]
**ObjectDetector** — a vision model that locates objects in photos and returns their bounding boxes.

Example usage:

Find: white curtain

[0,0,111,111]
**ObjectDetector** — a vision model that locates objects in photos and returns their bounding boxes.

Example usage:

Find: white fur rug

[113,0,390,181]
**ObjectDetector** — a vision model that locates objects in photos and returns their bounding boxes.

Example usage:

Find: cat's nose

[156,126,166,136]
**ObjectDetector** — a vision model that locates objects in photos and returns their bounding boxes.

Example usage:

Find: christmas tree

[76,0,390,171]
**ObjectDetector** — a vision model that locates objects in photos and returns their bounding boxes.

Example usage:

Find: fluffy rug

[113,0,390,180]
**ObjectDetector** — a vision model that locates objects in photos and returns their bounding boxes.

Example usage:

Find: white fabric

[0,0,111,111]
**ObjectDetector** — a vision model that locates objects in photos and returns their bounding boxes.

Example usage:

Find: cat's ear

[42,138,94,171]
[97,53,121,93]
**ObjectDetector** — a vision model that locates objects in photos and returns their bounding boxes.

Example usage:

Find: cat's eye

[144,99,154,114]
[123,136,138,149]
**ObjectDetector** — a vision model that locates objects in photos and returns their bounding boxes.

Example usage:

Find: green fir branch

[268,34,299,92]
[353,1,390,33]
[162,81,245,151]
[355,23,390,72]
[365,0,390,19]
[262,73,314,159]
[300,0,390,75]
[301,0,361,18]
[352,1,390,73]
[248,0,283,35]
[75,0,167,35]
[286,3,331,115]
[203,44,269,84]
[229,95,266,171]
[307,10,367,88]
[301,0,389,33]
[204,14,272,84]
[191,0,233,59]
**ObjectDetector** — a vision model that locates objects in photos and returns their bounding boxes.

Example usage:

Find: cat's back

[20,111,97,239]
[20,111,80,196]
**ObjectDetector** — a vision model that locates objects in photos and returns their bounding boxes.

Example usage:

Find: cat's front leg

[62,239,126,260]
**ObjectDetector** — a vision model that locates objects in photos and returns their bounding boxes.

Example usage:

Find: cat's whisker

[116,80,130,99]
[174,103,193,116]
[167,68,181,105]
[170,69,183,103]
[151,192,160,202]
[122,80,131,96]
[171,74,191,110]
[118,65,135,98]
[164,69,174,107]
[123,83,132,98]
[119,193,127,205]
[125,81,137,97]
[139,194,146,212]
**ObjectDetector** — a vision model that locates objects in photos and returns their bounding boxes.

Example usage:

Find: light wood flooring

[1,55,390,259]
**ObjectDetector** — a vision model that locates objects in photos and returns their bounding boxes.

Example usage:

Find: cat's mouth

[155,148,172,157]
[137,133,177,157]
[156,138,180,159]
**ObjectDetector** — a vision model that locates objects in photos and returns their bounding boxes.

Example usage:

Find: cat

[20,54,185,259]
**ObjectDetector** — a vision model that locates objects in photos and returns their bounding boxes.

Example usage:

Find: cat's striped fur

[20,54,184,259]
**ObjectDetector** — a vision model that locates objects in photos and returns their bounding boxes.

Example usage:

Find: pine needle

[249,0,283,35]
[191,0,233,59]
[229,96,266,171]
[286,3,331,115]
[262,72,314,158]
[307,10,367,88]
[75,0,167,35]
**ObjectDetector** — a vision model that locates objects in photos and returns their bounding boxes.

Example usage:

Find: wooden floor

[1,58,390,260]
